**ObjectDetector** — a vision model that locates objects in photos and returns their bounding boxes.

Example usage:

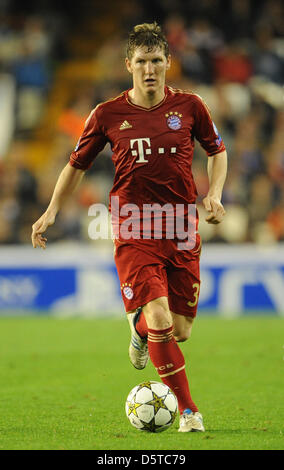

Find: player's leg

[133,300,204,432]
[128,296,172,369]
[169,311,204,432]
[141,297,201,419]
[164,238,204,431]
[127,301,193,369]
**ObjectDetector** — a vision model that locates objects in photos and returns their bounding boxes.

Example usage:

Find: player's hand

[202,195,225,224]
[31,212,56,249]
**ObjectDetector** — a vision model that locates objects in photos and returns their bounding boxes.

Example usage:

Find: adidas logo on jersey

[120,120,132,130]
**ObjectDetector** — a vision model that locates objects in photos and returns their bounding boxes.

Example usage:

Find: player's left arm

[203,150,227,224]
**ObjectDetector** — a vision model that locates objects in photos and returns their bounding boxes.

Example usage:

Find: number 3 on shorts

[187,282,200,307]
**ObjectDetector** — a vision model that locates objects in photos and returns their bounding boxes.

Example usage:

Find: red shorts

[114,234,202,317]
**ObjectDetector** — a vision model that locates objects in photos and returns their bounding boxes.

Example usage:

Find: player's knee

[146,309,172,330]
[174,330,191,342]
[143,298,172,330]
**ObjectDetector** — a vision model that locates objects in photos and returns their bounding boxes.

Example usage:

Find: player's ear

[125,57,133,74]
[166,54,171,70]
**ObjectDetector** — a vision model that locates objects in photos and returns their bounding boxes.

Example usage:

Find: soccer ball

[125,381,178,432]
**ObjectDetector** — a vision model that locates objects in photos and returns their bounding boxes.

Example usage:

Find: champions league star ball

[125,381,178,432]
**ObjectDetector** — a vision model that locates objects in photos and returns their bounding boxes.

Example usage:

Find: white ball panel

[136,404,155,423]
[164,393,178,412]
[150,382,169,397]
[154,407,172,426]
[135,387,153,403]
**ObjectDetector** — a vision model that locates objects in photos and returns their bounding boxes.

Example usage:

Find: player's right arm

[31,163,84,249]
[32,104,108,249]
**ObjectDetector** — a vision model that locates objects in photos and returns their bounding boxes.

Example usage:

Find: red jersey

[69,86,226,239]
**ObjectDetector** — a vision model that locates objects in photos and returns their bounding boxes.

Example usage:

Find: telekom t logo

[130,137,177,163]
[130,138,151,163]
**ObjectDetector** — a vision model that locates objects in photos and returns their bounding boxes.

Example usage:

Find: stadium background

[0,0,283,316]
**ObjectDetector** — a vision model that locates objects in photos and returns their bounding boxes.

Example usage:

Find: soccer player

[31,23,227,433]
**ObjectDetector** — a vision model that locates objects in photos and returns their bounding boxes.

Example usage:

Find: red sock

[135,310,148,338]
[147,326,198,414]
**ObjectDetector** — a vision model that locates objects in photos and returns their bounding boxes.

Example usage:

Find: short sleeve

[69,104,108,170]
[192,95,226,156]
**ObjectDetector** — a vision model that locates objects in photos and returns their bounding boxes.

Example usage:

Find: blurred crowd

[0,0,283,245]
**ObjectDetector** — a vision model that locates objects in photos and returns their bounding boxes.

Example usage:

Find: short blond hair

[126,22,169,60]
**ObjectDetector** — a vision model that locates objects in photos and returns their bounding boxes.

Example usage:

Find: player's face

[126,47,171,96]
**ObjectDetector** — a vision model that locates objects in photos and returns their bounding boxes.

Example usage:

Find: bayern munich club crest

[166,111,182,130]
[121,283,134,300]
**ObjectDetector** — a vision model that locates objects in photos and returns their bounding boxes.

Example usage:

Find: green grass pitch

[0,315,283,450]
